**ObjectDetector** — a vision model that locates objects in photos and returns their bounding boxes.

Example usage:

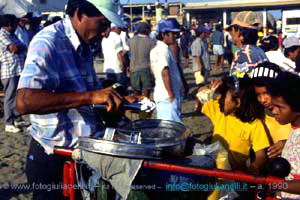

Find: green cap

[86,0,125,28]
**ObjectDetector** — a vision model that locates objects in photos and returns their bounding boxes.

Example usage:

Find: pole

[130,0,133,32]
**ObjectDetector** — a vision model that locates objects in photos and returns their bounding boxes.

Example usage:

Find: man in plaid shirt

[0,14,29,133]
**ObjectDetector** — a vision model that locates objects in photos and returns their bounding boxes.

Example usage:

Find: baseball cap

[157,20,180,33]
[86,0,126,28]
[283,36,300,48]
[229,11,260,29]
[196,26,209,35]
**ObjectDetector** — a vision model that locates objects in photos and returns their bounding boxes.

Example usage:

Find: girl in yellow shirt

[199,76,270,174]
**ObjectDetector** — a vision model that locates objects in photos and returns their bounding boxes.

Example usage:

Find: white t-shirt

[101,31,123,73]
[150,40,184,102]
[265,50,296,72]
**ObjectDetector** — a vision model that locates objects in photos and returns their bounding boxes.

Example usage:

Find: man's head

[260,36,279,52]
[270,71,300,125]
[249,62,282,110]
[18,15,29,28]
[66,0,125,43]
[137,21,151,35]
[216,76,264,122]
[283,36,300,61]
[1,14,18,33]
[228,11,260,45]
[196,26,208,40]
[110,23,122,34]
[156,19,180,45]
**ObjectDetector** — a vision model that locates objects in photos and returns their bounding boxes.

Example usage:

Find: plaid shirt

[0,28,26,79]
[18,17,103,154]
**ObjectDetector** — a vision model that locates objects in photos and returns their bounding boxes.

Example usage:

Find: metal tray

[79,137,185,159]
[116,119,186,145]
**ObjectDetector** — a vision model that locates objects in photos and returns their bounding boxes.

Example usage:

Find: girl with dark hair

[249,62,291,159]
[197,76,269,174]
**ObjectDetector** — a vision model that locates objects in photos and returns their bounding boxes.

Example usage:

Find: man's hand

[267,140,286,159]
[90,87,124,112]
[169,94,175,103]
[8,44,18,54]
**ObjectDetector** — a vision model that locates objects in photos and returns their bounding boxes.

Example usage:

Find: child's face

[255,86,272,110]
[219,90,239,115]
[271,96,297,125]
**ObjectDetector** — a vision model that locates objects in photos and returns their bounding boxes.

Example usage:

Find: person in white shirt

[101,23,127,89]
[261,36,287,70]
[282,36,300,72]
[150,20,184,123]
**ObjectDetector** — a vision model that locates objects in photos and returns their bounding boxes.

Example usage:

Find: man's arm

[117,51,125,72]
[16,87,123,115]
[161,67,174,102]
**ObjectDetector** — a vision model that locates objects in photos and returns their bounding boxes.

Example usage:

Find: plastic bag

[192,141,239,200]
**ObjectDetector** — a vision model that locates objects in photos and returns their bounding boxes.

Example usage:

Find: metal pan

[116,119,186,145]
[79,137,186,159]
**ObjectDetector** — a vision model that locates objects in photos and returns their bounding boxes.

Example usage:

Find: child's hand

[210,79,222,90]
[267,140,286,159]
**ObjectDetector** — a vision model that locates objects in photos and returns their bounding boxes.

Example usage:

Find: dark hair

[66,0,102,17]
[1,14,18,27]
[270,71,300,112]
[216,76,265,122]
[156,31,170,41]
[231,25,258,45]
[251,62,282,88]
[215,25,222,32]
[260,36,279,52]
[284,46,300,58]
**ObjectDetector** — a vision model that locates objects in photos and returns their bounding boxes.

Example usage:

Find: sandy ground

[0,58,229,200]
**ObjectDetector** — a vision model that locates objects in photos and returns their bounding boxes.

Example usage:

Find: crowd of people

[0,0,300,199]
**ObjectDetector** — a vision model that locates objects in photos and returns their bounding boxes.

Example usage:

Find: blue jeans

[156,97,182,124]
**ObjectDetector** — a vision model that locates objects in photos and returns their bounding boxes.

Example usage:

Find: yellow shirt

[202,100,270,171]
[265,115,291,144]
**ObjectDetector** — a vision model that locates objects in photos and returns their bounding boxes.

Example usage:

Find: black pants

[26,139,69,200]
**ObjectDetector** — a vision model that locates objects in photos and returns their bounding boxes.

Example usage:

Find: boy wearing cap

[16,0,132,199]
[150,20,184,123]
[228,11,268,78]
[282,36,300,73]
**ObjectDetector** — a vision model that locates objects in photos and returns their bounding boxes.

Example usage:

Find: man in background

[0,14,29,133]
[128,21,156,98]
[102,23,128,90]
[15,14,30,47]
[210,25,224,71]
[150,20,184,123]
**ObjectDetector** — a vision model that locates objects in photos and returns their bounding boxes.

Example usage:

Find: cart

[54,147,285,200]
